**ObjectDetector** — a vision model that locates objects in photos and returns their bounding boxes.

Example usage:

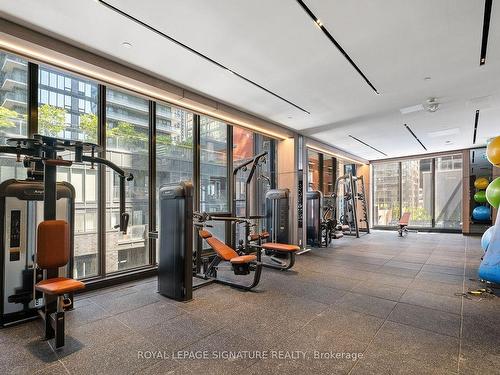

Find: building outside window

[106,88,150,273]
[373,155,462,229]
[155,102,194,261]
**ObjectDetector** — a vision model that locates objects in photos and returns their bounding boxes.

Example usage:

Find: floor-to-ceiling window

[106,88,149,273]
[373,162,401,226]
[0,47,279,284]
[155,102,193,260]
[200,116,228,241]
[435,155,463,229]
[372,154,462,230]
[0,51,28,180]
[38,65,100,278]
[401,158,432,227]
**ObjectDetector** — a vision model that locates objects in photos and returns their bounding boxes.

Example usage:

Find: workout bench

[397,212,417,237]
[199,229,262,290]
[249,231,299,270]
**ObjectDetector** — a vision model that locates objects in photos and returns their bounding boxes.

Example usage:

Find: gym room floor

[1,231,498,375]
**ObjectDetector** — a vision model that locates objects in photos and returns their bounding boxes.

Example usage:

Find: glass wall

[200,116,228,241]
[156,103,193,260]
[372,154,462,229]
[0,48,278,282]
[38,65,101,278]
[373,162,401,226]
[200,117,228,213]
[401,158,432,227]
[435,155,462,229]
[106,88,149,273]
[0,51,28,181]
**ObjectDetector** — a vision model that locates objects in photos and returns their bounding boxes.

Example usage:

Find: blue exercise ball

[481,226,495,252]
[472,206,491,222]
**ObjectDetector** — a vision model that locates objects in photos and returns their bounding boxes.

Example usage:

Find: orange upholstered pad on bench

[399,212,411,226]
[35,277,85,295]
[262,243,299,252]
[230,255,257,264]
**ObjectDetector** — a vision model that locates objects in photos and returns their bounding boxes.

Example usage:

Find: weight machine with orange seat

[0,135,132,348]
[232,152,299,270]
[194,213,262,290]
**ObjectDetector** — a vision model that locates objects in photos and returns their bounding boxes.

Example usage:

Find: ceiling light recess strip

[295,0,379,94]
[348,135,387,157]
[0,38,290,140]
[97,0,310,114]
[473,110,479,144]
[306,144,365,164]
[480,0,492,65]
[404,124,427,151]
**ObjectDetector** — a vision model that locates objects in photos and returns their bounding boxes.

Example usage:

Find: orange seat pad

[35,277,85,295]
[230,254,257,264]
[206,237,239,261]
[262,243,300,252]
[399,212,411,226]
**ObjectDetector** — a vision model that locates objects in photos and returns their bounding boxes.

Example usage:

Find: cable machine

[332,173,370,237]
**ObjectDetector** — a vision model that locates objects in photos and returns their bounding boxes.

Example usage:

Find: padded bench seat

[262,243,300,252]
[35,277,85,296]
[230,255,257,264]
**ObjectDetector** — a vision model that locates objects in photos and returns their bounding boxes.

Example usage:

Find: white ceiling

[0,0,499,160]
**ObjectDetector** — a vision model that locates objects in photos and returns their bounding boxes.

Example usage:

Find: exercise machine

[158,182,193,301]
[306,190,322,247]
[232,152,299,270]
[306,190,344,248]
[0,135,132,348]
[194,212,262,290]
[332,173,370,238]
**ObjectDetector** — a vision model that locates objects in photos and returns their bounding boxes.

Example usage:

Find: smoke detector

[424,97,440,112]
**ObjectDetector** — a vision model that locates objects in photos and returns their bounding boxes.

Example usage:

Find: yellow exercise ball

[486,135,500,166]
[474,177,489,190]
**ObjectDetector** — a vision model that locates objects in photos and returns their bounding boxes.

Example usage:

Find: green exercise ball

[474,190,487,203]
[486,177,500,209]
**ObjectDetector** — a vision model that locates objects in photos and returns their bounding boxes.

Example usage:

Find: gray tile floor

[1,231,499,374]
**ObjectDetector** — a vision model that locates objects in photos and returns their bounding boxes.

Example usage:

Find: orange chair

[398,212,411,237]
[198,229,262,290]
[35,220,85,348]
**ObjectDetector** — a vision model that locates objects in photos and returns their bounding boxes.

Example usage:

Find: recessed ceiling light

[424,76,431,81]
[122,42,132,48]
[445,140,452,144]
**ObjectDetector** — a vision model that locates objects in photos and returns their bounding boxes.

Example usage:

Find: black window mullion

[148,100,156,264]
[27,62,39,136]
[399,161,403,221]
[227,124,234,247]
[431,158,436,227]
[97,84,107,277]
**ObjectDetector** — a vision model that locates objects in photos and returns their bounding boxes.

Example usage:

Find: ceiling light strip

[0,37,290,140]
[404,124,427,151]
[348,135,387,157]
[295,0,379,94]
[480,0,492,65]
[97,0,310,114]
[306,144,365,165]
[473,110,480,144]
